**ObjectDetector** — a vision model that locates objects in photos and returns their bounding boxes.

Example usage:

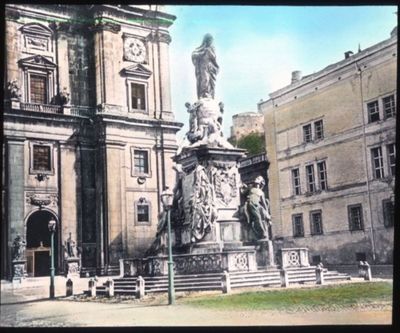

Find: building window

[387,143,396,177]
[310,210,323,235]
[292,214,304,237]
[382,200,394,228]
[134,150,149,175]
[314,120,324,140]
[367,100,380,123]
[348,204,364,231]
[30,74,48,104]
[303,124,312,143]
[131,83,146,111]
[137,204,149,222]
[317,161,328,190]
[305,164,315,193]
[135,198,151,224]
[291,168,301,195]
[383,95,396,119]
[33,145,51,171]
[371,147,384,179]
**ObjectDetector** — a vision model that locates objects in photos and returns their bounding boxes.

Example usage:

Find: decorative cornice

[156,31,171,44]
[89,19,121,34]
[120,63,152,79]
[146,31,171,44]
[5,8,20,21]
[18,55,57,70]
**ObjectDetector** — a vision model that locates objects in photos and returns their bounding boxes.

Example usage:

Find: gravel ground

[0,288,392,327]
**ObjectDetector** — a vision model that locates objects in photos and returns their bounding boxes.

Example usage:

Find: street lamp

[48,218,56,299]
[161,187,175,305]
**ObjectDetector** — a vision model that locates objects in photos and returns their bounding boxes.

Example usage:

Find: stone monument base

[65,257,80,277]
[256,239,276,268]
[124,249,258,277]
[12,259,27,282]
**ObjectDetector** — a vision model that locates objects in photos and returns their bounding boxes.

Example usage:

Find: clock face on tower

[124,37,146,63]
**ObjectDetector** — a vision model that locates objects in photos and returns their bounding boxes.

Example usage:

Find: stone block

[136,276,145,299]
[221,271,231,294]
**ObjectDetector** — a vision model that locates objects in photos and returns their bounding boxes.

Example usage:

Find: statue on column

[12,234,26,261]
[192,33,219,99]
[242,176,272,240]
[7,80,22,100]
[64,232,78,258]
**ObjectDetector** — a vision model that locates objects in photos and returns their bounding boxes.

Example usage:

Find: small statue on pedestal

[7,80,22,100]
[242,176,272,240]
[12,234,26,261]
[64,232,78,258]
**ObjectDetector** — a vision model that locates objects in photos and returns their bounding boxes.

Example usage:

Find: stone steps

[93,266,352,296]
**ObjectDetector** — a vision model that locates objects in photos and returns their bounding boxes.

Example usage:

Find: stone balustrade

[20,102,62,114]
[120,250,257,277]
[280,248,310,268]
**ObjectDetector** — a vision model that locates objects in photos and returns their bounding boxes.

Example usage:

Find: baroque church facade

[2,4,182,279]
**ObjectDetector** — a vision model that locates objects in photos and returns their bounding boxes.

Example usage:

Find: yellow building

[259,27,396,265]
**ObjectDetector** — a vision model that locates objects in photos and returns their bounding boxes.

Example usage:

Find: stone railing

[70,106,96,117]
[20,102,62,114]
[239,153,267,168]
[120,250,257,277]
[280,248,310,268]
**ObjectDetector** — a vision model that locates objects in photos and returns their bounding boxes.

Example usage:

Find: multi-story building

[2,4,182,279]
[259,27,396,265]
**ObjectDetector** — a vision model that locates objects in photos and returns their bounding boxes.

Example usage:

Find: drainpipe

[356,61,377,262]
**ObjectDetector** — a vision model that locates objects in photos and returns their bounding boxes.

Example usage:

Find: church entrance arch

[25,210,59,277]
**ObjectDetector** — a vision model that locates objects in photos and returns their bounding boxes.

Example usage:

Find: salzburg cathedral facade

[2,4,182,279]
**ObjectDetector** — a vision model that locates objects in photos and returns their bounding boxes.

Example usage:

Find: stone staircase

[94,266,351,296]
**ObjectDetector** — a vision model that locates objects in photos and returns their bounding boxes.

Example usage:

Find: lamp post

[161,187,175,305]
[48,218,56,299]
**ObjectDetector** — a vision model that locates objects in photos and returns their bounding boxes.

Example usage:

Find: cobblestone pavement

[0,288,392,327]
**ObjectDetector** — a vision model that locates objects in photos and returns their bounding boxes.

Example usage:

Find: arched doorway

[26,210,59,277]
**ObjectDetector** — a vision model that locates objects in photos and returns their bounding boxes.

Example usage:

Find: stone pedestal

[256,239,276,268]
[281,248,310,268]
[10,98,21,109]
[12,259,26,282]
[173,145,246,252]
[65,257,80,277]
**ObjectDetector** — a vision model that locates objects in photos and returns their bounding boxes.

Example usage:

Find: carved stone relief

[25,192,58,208]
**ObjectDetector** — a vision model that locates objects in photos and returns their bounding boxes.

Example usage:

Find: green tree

[235,132,265,156]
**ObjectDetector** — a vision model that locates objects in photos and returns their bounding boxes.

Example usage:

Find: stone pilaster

[104,141,125,265]
[6,137,25,279]
[6,137,25,242]
[59,142,79,253]
[157,31,173,120]
[55,24,71,103]
[5,16,21,98]
[90,20,121,108]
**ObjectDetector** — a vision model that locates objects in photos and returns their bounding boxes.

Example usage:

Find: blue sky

[166,6,397,138]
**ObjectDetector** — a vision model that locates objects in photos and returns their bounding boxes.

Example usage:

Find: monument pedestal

[12,259,26,282]
[256,239,276,268]
[174,145,246,251]
[65,257,80,277]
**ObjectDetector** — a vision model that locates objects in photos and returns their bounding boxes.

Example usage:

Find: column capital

[5,8,20,22]
[89,19,121,34]
[5,136,25,144]
[147,30,171,44]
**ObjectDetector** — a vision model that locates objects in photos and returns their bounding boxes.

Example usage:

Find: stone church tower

[2,4,182,279]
